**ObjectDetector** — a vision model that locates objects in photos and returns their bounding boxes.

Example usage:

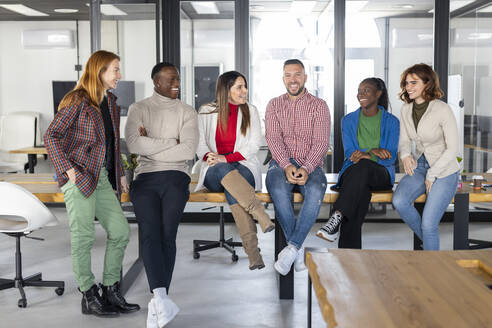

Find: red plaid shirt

[265,90,331,174]
[44,91,124,198]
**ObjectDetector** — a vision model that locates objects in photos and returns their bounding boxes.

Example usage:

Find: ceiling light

[54,9,79,14]
[85,3,127,16]
[468,32,492,40]
[417,33,433,41]
[393,4,414,9]
[191,2,219,15]
[0,4,48,16]
[250,5,264,11]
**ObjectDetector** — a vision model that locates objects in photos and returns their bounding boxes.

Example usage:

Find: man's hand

[350,150,371,164]
[369,148,391,159]
[284,164,298,184]
[295,167,308,185]
[402,156,417,176]
[425,179,433,193]
[138,126,147,136]
[121,176,129,193]
[66,168,76,184]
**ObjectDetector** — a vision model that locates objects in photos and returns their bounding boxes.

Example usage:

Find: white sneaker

[294,247,307,272]
[153,296,180,328]
[274,246,298,276]
[147,298,159,328]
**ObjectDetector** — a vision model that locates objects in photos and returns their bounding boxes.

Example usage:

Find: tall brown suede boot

[230,204,265,270]
[221,170,274,233]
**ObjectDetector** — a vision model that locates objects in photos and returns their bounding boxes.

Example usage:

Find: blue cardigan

[335,107,400,188]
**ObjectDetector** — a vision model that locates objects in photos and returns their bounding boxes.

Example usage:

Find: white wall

[0,20,157,137]
[388,18,434,119]
[0,21,91,135]
[117,20,156,102]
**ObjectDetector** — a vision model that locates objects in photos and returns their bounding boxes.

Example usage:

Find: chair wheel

[232,254,239,262]
[55,287,64,296]
[193,252,200,259]
[258,247,261,252]
[18,299,27,308]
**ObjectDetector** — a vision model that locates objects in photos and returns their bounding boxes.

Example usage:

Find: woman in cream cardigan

[392,63,460,250]
[195,71,274,270]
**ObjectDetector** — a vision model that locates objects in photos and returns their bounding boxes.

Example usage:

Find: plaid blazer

[44,90,125,198]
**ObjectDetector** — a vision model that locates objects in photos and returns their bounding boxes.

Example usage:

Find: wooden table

[8,146,47,173]
[306,249,492,328]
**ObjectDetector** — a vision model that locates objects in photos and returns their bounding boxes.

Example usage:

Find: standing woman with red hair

[44,50,140,317]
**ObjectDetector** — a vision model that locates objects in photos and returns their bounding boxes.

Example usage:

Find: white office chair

[0,182,64,308]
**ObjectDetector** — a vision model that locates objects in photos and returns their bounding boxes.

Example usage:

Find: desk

[306,249,492,328]
[9,146,47,173]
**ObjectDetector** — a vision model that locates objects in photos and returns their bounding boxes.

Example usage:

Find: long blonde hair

[214,71,250,136]
[59,50,120,109]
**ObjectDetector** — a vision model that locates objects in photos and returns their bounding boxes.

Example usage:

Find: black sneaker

[316,213,342,242]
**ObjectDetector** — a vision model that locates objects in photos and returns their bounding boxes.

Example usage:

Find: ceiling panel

[0,0,156,21]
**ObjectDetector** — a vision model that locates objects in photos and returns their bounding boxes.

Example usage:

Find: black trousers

[334,159,391,249]
[130,170,190,292]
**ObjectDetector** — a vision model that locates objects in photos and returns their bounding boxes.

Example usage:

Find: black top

[100,96,116,189]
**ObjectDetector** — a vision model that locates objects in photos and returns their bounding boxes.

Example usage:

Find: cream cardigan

[195,103,262,191]
[399,99,460,181]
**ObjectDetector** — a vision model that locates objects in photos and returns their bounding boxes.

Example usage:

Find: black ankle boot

[80,284,120,317]
[101,282,140,313]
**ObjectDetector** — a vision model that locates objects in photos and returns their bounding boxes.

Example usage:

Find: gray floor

[1,158,492,327]
[1,205,492,328]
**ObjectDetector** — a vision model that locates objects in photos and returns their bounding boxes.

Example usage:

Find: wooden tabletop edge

[306,252,338,328]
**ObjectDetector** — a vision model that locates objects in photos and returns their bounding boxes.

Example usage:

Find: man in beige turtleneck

[125,62,198,327]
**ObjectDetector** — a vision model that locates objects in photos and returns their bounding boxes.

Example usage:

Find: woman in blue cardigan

[317,78,399,248]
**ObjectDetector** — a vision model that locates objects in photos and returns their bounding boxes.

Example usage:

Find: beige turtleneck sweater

[125,91,198,177]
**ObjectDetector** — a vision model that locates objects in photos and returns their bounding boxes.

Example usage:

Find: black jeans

[334,159,391,249]
[130,170,190,292]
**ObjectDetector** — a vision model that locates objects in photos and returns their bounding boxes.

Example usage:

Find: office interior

[1,1,492,327]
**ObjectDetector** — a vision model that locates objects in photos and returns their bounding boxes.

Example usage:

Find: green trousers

[62,168,130,292]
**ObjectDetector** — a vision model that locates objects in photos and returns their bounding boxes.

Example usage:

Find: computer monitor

[111,81,135,116]
[52,80,135,116]
[52,81,76,115]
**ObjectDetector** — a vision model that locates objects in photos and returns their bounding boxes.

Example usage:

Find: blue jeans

[392,155,459,250]
[265,159,327,249]
[204,162,255,205]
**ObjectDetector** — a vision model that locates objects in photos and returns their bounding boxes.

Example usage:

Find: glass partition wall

[344,0,435,119]
[101,2,157,110]
[450,4,492,173]
[180,1,235,110]
[250,0,334,146]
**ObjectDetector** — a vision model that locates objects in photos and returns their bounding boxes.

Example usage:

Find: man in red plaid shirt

[265,59,331,276]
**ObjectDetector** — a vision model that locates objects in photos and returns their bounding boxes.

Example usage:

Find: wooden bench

[0,173,489,300]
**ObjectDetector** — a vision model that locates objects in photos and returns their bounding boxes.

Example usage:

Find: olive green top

[412,101,429,130]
